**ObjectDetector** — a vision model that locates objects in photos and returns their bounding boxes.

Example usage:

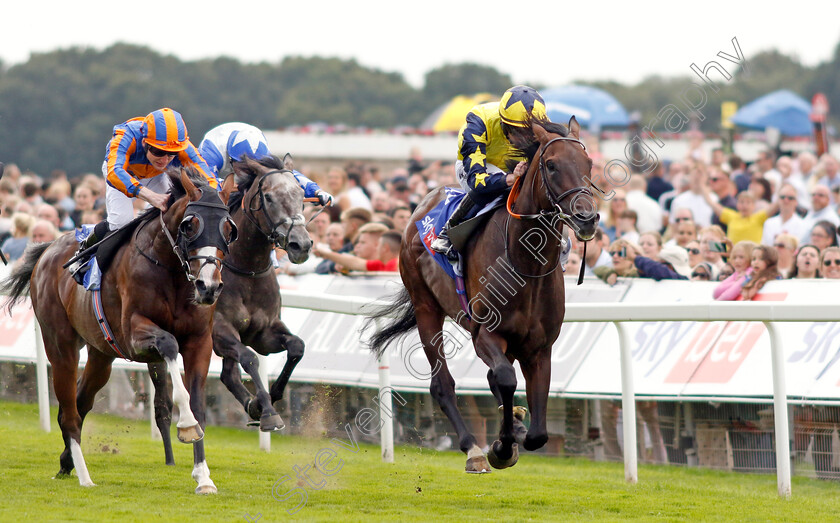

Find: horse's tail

[364,286,417,358]
[1,241,52,314]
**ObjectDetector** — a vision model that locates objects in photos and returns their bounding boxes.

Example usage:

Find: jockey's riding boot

[68,221,109,275]
[430,195,475,260]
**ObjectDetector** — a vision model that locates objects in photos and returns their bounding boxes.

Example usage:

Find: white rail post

[375,318,394,463]
[614,321,637,483]
[33,320,50,432]
[764,321,791,498]
[258,354,271,452]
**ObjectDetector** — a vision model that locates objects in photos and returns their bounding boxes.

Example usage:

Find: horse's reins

[505,136,593,282]
[224,169,328,278]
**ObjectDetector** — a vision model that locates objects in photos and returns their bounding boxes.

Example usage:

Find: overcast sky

[3,1,838,89]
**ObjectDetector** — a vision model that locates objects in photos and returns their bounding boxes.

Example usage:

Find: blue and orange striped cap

[142,108,189,152]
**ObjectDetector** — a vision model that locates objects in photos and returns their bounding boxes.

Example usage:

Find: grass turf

[1,400,838,522]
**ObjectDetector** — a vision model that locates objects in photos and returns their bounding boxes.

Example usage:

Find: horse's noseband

[244,169,305,250]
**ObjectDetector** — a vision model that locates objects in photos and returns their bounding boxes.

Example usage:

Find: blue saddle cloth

[415,187,466,281]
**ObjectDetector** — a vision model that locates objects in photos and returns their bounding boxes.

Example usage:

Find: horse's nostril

[195,280,206,293]
[288,242,300,252]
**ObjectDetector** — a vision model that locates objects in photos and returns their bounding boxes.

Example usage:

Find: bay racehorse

[147,156,312,465]
[1,169,236,493]
[368,117,598,472]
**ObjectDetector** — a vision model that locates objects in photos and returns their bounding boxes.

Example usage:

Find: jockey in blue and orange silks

[69,108,217,272]
[430,85,547,259]
[197,122,333,206]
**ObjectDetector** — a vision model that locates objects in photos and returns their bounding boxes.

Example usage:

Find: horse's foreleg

[519,348,551,451]
[474,328,518,469]
[237,348,284,431]
[130,315,201,443]
[147,361,175,465]
[182,334,217,495]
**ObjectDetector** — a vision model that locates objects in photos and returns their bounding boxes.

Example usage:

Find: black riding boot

[68,221,109,274]
[430,195,476,260]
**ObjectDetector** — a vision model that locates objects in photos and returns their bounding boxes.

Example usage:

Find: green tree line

[0,41,838,177]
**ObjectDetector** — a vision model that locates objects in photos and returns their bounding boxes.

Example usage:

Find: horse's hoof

[487,441,519,470]
[177,424,204,443]
[524,433,548,451]
[80,480,96,487]
[195,484,217,495]
[260,413,285,432]
[246,397,262,421]
[497,405,528,421]
[465,456,492,474]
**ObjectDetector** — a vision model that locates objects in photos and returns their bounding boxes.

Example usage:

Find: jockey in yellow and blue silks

[198,122,333,206]
[431,85,547,258]
[69,108,216,273]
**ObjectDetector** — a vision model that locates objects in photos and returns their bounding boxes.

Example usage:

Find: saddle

[67,214,150,288]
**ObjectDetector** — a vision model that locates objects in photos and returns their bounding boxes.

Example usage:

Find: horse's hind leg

[50,341,95,486]
[147,361,175,465]
[415,308,489,473]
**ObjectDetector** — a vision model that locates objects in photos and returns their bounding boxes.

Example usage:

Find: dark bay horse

[148,156,312,465]
[1,169,236,493]
[368,117,598,472]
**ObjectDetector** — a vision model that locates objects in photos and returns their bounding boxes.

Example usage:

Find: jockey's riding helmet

[227,128,271,163]
[142,108,190,152]
[499,85,547,128]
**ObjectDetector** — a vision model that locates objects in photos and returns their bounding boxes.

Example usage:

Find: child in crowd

[741,245,781,300]
[713,240,756,300]
[789,245,821,279]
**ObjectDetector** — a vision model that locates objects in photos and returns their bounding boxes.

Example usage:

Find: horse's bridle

[137,190,237,282]
[510,136,594,237]
[242,169,305,250]
[505,135,596,281]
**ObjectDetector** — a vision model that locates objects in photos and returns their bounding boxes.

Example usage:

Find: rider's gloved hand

[316,190,334,207]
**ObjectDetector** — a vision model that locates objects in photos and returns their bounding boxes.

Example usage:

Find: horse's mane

[136,166,214,221]
[227,155,285,212]
[505,119,570,172]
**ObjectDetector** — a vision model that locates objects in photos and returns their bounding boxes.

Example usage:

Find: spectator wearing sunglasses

[691,261,719,282]
[773,233,799,278]
[685,240,703,268]
[820,246,840,279]
[69,108,217,272]
[762,184,809,247]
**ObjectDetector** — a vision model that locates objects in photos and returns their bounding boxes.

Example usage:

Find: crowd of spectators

[580,144,840,301]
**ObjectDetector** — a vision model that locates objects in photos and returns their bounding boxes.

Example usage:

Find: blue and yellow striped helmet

[142,108,189,152]
[499,86,546,128]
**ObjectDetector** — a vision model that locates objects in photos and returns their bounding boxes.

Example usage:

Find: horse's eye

[265,193,274,203]
[545,160,557,172]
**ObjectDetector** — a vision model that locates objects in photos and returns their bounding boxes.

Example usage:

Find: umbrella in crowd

[730,89,812,136]
[541,84,630,130]
[420,93,498,133]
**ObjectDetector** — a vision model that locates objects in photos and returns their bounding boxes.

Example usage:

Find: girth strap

[92,289,127,359]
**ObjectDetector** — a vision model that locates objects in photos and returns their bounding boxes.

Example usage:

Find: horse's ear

[180,168,201,201]
[532,122,549,143]
[219,174,235,204]
[283,153,294,170]
[568,116,581,139]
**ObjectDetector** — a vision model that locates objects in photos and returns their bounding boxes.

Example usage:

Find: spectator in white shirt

[802,184,840,243]
[625,175,663,234]
[817,154,840,190]
[670,164,715,227]
[762,184,809,246]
